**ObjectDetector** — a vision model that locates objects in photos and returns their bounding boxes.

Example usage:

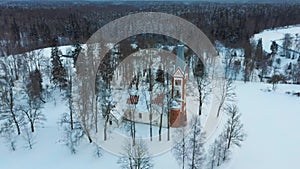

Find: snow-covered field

[0,81,299,169]
[253,25,300,53]
[229,82,300,169]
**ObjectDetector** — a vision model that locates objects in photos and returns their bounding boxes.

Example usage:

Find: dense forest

[0,1,299,56]
[1,2,299,169]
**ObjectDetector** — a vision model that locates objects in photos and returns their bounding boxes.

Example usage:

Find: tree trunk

[227,135,232,150]
[217,105,222,117]
[159,113,163,141]
[130,108,136,146]
[69,77,74,130]
[9,87,21,135]
[167,112,170,141]
[199,86,202,116]
[24,109,35,133]
[150,93,153,141]
[104,116,109,141]
[133,121,136,145]
[191,125,196,168]
[129,157,133,169]
[95,96,98,133]
[211,146,216,169]
[69,100,74,130]
[150,113,152,141]
[182,138,185,169]
[197,76,205,116]
[30,120,34,133]
[217,150,221,166]
[167,73,170,141]
[87,134,93,143]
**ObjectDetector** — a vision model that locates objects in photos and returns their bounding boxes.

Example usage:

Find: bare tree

[21,69,46,133]
[268,74,286,91]
[207,136,226,169]
[141,80,153,141]
[187,116,206,169]
[22,126,36,149]
[0,122,18,151]
[118,139,153,169]
[222,104,246,161]
[196,71,210,116]
[93,143,102,158]
[0,60,22,135]
[207,139,218,169]
[61,56,76,130]
[193,57,210,116]
[74,44,97,144]
[207,104,246,168]
[128,96,137,145]
[217,79,235,117]
[61,123,85,154]
[172,127,188,169]
[60,98,85,154]
[20,101,45,133]
[102,90,114,141]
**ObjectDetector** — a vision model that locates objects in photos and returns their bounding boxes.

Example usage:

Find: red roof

[151,93,165,105]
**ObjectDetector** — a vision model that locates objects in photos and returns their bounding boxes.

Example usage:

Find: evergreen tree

[26,69,43,102]
[270,41,278,55]
[243,41,254,82]
[51,45,67,90]
[156,65,164,83]
[72,43,82,65]
[255,38,264,69]
[282,33,293,58]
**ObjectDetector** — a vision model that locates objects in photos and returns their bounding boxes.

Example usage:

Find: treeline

[0,2,299,56]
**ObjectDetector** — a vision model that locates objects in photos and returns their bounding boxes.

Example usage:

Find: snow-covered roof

[128,89,139,96]
[175,98,183,102]
[170,100,180,109]
[110,108,123,121]
[175,44,186,75]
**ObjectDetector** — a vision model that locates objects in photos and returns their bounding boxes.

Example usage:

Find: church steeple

[169,44,188,128]
[175,44,186,75]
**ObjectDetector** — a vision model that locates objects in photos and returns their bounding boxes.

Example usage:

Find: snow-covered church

[120,44,188,128]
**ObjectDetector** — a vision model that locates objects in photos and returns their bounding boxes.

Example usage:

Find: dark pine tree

[156,65,164,83]
[27,69,43,102]
[51,42,67,90]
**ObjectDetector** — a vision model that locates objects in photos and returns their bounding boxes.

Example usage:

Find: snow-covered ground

[253,25,300,53]
[228,82,300,169]
[1,80,299,169]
